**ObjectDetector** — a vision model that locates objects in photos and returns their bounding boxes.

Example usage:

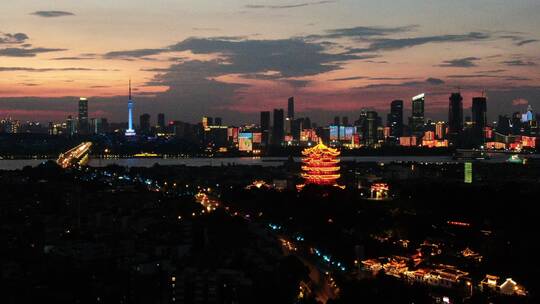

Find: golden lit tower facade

[300,140,341,187]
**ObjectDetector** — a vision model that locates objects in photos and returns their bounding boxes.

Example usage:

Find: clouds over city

[0,32,29,44]
[0,31,66,57]
[0,47,66,57]
[30,11,74,18]
[0,67,113,72]
[245,1,337,10]
[89,24,539,121]
[438,57,481,68]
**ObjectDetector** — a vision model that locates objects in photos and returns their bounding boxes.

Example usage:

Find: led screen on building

[339,126,346,140]
[239,133,253,151]
[329,126,339,141]
[344,127,354,141]
[464,162,472,183]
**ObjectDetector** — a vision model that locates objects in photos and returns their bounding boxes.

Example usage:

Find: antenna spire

[129,78,132,100]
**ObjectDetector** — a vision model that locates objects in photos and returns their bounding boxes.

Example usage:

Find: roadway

[195,191,339,303]
[57,142,92,168]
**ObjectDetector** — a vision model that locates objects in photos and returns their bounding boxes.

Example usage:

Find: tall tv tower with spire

[125,79,136,136]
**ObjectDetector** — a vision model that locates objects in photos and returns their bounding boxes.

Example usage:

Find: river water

[0,154,533,170]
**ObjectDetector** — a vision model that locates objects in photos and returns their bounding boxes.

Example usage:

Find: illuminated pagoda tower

[125,79,136,137]
[299,140,342,189]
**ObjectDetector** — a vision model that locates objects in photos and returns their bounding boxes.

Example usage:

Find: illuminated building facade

[435,121,446,139]
[300,129,319,143]
[399,136,418,147]
[370,183,390,200]
[422,131,449,148]
[202,116,210,131]
[299,141,341,187]
[480,275,527,296]
[125,80,136,136]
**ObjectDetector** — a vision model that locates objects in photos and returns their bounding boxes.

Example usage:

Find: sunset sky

[1,0,539,124]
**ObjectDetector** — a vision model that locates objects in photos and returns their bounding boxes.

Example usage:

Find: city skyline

[1,1,540,124]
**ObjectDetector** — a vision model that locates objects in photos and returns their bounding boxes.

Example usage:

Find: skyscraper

[78,97,88,134]
[303,117,312,129]
[411,93,425,134]
[125,80,136,136]
[496,115,511,135]
[291,118,303,140]
[472,96,487,142]
[448,93,464,136]
[157,113,165,130]
[214,117,222,126]
[90,118,108,134]
[260,111,270,146]
[140,113,150,134]
[389,100,404,137]
[66,115,76,136]
[472,97,487,130]
[287,97,295,119]
[364,111,379,146]
[272,109,284,146]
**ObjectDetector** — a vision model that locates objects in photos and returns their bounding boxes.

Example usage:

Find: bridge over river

[57,142,92,168]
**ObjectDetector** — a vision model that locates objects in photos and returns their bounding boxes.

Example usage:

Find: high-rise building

[125,80,136,136]
[448,93,464,136]
[140,113,151,134]
[389,100,404,137]
[214,117,222,126]
[303,117,312,129]
[285,98,293,136]
[334,116,340,126]
[78,97,89,134]
[66,115,76,136]
[364,111,379,146]
[472,97,487,130]
[90,117,108,134]
[342,116,349,126]
[472,96,487,142]
[496,115,511,135]
[260,111,270,146]
[291,118,304,140]
[157,113,165,129]
[411,93,425,134]
[287,97,295,119]
[511,112,522,134]
[272,109,284,145]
